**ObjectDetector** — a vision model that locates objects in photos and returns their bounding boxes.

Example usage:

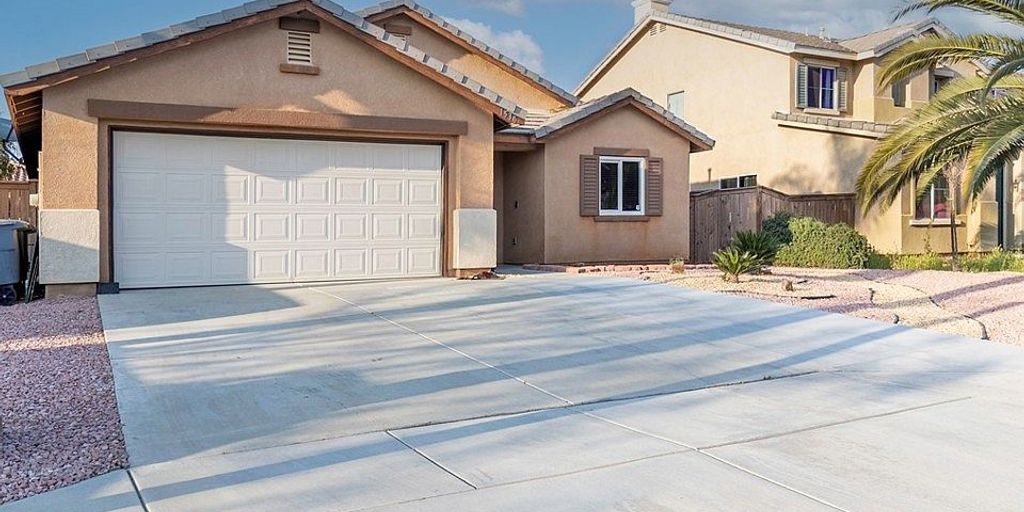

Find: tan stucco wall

[581,21,1004,254]
[39,17,497,282]
[500,149,545,263]
[541,107,691,263]
[582,26,788,195]
[388,13,566,112]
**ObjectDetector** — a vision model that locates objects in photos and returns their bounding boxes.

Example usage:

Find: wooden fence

[690,186,856,263]
[0,180,38,226]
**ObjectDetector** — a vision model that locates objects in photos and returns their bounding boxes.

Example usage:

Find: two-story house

[577,0,1012,254]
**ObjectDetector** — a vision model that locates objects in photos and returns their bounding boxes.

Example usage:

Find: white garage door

[113,132,443,289]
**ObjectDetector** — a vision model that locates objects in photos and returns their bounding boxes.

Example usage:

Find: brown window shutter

[646,157,664,216]
[580,154,600,217]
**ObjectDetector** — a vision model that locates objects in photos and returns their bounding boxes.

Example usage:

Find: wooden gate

[0,180,38,226]
[689,186,856,263]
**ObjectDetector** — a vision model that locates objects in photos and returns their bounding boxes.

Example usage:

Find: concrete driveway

[5,272,1024,511]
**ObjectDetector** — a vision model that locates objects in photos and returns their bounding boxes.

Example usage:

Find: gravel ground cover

[0,298,127,505]
[540,266,1001,342]
[860,270,1024,346]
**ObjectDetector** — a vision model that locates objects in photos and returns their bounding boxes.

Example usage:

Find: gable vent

[648,23,667,37]
[286,31,313,65]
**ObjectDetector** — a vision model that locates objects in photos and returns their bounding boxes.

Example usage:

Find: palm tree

[857,0,1024,264]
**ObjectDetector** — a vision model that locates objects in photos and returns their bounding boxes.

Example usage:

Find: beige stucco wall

[541,106,692,263]
[581,21,1004,254]
[581,25,789,194]
[39,17,497,283]
[388,13,566,112]
[500,149,545,263]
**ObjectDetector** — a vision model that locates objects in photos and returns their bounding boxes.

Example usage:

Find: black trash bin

[0,219,29,306]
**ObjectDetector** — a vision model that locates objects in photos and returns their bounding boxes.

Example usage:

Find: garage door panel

[335,249,368,278]
[336,178,369,206]
[210,251,248,282]
[372,179,404,206]
[114,132,442,288]
[254,250,291,281]
[165,213,207,243]
[255,176,291,205]
[295,250,331,280]
[296,214,331,242]
[165,173,208,204]
[297,177,331,205]
[372,248,405,275]
[254,214,291,242]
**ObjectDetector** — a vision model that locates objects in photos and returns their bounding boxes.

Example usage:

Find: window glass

[739,175,758,188]
[893,80,908,107]
[622,161,642,212]
[600,162,619,211]
[720,175,757,190]
[667,91,684,117]
[806,66,836,110]
[916,176,953,220]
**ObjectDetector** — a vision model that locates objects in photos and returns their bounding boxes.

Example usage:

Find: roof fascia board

[363,3,577,106]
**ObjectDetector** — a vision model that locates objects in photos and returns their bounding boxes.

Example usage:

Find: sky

[1,0,1019,121]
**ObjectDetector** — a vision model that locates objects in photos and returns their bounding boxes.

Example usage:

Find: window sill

[802,108,840,116]
[594,216,651,223]
[280,63,320,75]
[909,219,963,227]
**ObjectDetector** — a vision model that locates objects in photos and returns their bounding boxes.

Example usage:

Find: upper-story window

[806,66,836,109]
[720,174,758,190]
[892,79,909,107]
[667,91,685,117]
[797,63,848,112]
[932,75,953,96]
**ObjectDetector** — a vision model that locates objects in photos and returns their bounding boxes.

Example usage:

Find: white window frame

[599,156,646,216]
[667,90,685,117]
[806,64,838,111]
[719,174,758,190]
[915,179,954,222]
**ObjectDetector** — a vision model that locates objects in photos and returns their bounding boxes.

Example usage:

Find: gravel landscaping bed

[859,270,1024,346]
[0,298,127,505]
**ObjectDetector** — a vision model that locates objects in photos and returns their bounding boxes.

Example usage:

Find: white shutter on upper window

[796,64,809,109]
[837,67,850,112]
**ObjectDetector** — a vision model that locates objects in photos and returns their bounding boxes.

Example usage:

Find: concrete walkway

[5,273,1023,511]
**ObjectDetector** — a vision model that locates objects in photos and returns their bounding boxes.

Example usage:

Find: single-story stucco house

[1,0,713,296]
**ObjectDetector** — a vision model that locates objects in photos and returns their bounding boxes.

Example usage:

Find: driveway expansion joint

[385,430,478,491]
[126,469,152,512]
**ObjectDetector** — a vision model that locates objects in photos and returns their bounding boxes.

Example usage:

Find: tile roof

[772,111,893,136]
[840,19,946,53]
[504,88,714,149]
[357,0,577,106]
[0,0,528,122]
[656,12,852,53]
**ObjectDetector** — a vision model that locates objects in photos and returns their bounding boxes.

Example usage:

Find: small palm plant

[713,248,761,283]
[732,230,779,268]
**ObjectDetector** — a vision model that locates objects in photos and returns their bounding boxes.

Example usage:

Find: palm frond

[878,34,1019,86]
[894,1,1024,27]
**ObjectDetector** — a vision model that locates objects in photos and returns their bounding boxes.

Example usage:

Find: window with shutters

[599,157,645,216]
[286,31,313,65]
[796,62,848,113]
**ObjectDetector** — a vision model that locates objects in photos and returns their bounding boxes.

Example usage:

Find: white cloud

[447,18,545,73]
[672,0,1024,38]
[470,0,525,16]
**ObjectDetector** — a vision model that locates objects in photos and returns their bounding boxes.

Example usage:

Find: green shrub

[713,248,761,282]
[890,252,949,271]
[762,211,795,245]
[774,217,876,269]
[866,253,894,270]
[732,230,778,266]
[960,248,1024,273]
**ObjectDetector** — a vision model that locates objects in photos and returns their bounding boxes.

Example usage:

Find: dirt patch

[0,298,127,505]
